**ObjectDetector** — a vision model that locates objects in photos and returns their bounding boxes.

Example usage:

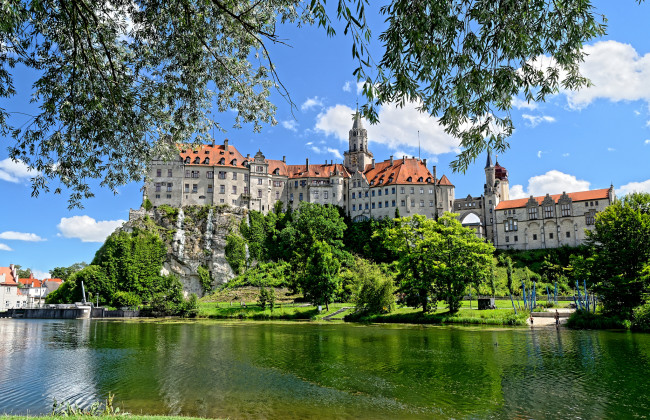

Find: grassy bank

[565,310,631,330]
[345,306,529,326]
[198,301,353,320]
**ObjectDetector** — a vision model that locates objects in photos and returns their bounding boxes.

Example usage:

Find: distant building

[18,273,48,303]
[142,111,614,250]
[1,265,28,309]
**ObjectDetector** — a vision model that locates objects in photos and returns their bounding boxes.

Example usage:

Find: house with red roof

[1,264,31,310]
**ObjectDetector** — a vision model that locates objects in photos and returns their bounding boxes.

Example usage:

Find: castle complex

[145,112,615,250]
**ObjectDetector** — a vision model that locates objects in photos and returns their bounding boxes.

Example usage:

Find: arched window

[204,157,210,164]
[184,156,190,164]
[219,158,225,165]
[193,157,200,164]
[407,176,412,182]
[231,159,237,166]
[353,144,357,151]
[426,177,431,183]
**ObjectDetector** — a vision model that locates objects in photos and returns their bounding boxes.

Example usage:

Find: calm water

[1,319,649,419]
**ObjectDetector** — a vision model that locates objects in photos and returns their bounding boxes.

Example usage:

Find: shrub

[197,265,213,294]
[566,310,630,330]
[143,198,153,211]
[225,233,247,274]
[112,291,142,308]
[632,302,650,332]
[258,286,275,310]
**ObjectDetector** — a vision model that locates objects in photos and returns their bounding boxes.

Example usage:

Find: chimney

[306,158,310,171]
[371,158,375,169]
[433,165,437,183]
[224,139,229,151]
[423,158,427,166]
[212,139,215,147]
[246,154,250,159]
[390,155,393,165]
[325,159,327,165]
[402,156,406,163]
[282,156,286,163]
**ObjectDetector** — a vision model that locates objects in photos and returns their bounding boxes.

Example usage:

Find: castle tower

[483,151,498,244]
[343,111,373,173]
[494,157,509,201]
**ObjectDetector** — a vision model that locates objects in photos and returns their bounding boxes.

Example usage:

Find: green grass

[565,310,631,330]
[1,417,213,420]
[197,302,351,321]
[345,305,529,326]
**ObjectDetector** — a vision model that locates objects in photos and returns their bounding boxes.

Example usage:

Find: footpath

[529,308,574,326]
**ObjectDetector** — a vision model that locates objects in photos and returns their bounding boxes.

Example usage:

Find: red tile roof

[287,163,350,179]
[178,142,247,169]
[267,159,288,177]
[363,158,436,186]
[0,267,17,286]
[496,188,611,210]
[19,278,43,288]
[43,278,63,283]
[438,174,454,186]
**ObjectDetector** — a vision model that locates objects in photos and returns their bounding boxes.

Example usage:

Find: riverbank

[1,416,211,420]
[345,306,529,326]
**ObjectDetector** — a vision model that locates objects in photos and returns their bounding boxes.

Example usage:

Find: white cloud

[57,216,125,243]
[634,110,641,116]
[537,151,543,158]
[356,81,365,95]
[607,147,616,152]
[509,170,591,199]
[281,120,298,132]
[0,158,37,183]
[645,139,650,145]
[512,97,538,110]
[522,114,556,127]
[342,81,351,92]
[562,153,570,157]
[0,231,46,242]
[0,243,12,251]
[565,41,650,109]
[315,102,461,156]
[309,146,342,159]
[31,270,51,279]
[616,179,650,196]
[301,96,324,111]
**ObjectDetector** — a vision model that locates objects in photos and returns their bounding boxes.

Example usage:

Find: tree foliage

[299,240,341,310]
[587,193,650,318]
[50,262,88,281]
[381,213,494,313]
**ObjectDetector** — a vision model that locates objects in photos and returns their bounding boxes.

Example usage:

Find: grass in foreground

[1,416,212,420]
[197,301,352,320]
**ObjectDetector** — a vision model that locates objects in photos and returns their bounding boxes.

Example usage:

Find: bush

[111,291,142,308]
[356,275,395,315]
[225,233,247,274]
[143,198,153,211]
[258,286,275,310]
[197,265,213,294]
[632,302,650,332]
[566,310,630,330]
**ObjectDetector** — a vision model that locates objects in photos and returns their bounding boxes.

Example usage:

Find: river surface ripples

[1,319,649,419]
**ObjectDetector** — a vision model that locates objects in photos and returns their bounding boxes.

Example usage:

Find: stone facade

[143,112,615,250]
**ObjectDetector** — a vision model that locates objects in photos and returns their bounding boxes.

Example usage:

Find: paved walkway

[529,308,574,327]
[322,306,353,320]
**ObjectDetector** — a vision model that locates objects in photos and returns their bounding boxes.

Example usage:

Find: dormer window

[407,176,412,182]
[204,157,210,164]
[194,157,200,164]
[220,151,224,155]
[243,161,249,168]
[418,177,423,182]
[426,177,431,183]
[219,158,225,165]
[193,150,198,154]
[231,159,237,166]
[204,151,209,154]
[274,168,280,175]
[184,157,190,164]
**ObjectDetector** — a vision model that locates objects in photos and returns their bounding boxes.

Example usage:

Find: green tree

[225,233,247,274]
[381,213,494,313]
[50,262,88,281]
[299,240,341,311]
[352,260,396,315]
[587,193,650,318]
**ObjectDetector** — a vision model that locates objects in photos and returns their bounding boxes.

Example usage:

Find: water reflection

[0,319,649,419]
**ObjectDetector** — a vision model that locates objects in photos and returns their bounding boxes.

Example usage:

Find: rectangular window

[544,205,553,218]
[295,181,299,187]
[514,236,518,242]
[257,178,263,185]
[324,191,328,199]
[372,203,376,209]
[420,187,424,194]
[392,200,396,207]
[353,204,356,211]
[586,214,595,225]
[230,172,236,180]
[429,188,433,194]
[566,231,571,238]
[167,183,173,192]
[299,193,303,201]
[420,200,424,207]
[392,187,396,194]
[401,187,405,194]
[218,171,226,179]
[233,199,237,205]
[244,174,249,182]
[220,185,225,194]
[290,193,294,201]
[220,198,224,203]
[273,181,283,187]
[352,192,356,199]
[185,170,190,178]
[372,190,375,197]
[192,171,200,178]
[314,191,319,199]
[411,200,415,207]
[378,190,382,196]
[166,194,171,199]
[256,166,264,173]
[410,187,415,194]
[155,194,160,199]
[365,203,369,209]
[561,203,571,217]
[184,184,189,193]
[378,202,382,208]
[168,169,173,177]
[244,187,249,194]
[505,236,509,242]
[155,183,161,192]
[207,171,214,179]
[192,184,198,193]
[258,189,262,198]
[365,191,368,197]
[232,186,237,194]
[533,234,537,240]
[401,200,405,206]
[156,169,162,177]
[207,185,213,193]
[385,188,388,195]
[528,207,538,220]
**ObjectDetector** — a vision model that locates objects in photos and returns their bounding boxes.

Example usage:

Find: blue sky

[2,0,650,277]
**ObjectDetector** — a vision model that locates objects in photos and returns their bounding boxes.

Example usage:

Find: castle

[145,112,615,250]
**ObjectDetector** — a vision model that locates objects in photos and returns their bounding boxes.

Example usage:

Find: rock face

[125,205,246,297]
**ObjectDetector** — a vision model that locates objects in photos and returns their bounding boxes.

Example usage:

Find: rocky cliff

[123,205,246,297]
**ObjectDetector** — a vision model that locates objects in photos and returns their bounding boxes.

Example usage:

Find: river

[1,319,648,419]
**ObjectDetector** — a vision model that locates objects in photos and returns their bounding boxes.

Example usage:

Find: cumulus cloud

[57,216,125,243]
[0,231,46,242]
[301,96,324,111]
[0,243,12,251]
[512,97,538,110]
[645,139,650,145]
[281,120,298,132]
[522,114,556,127]
[607,147,616,152]
[309,145,342,159]
[565,41,650,109]
[537,151,543,158]
[342,81,351,92]
[509,170,591,199]
[31,270,51,279]
[315,102,461,156]
[616,179,650,196]
[0,158,37,183]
